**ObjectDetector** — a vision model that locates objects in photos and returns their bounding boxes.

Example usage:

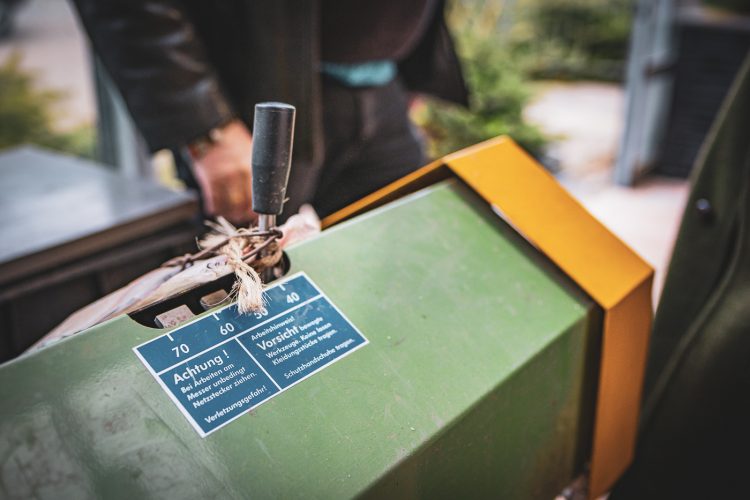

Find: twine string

[162,217,283,313]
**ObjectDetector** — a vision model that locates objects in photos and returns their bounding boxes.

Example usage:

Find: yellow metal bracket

[323,136,653,498]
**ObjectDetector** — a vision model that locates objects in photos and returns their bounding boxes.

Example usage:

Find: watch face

[208,127,224,143]
[189,128,223,159]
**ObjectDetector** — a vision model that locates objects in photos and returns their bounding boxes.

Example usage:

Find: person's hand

[189,120,255,225]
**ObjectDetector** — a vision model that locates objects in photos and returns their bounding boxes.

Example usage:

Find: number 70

[172,344,189,357]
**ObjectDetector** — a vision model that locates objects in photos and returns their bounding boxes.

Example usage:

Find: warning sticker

[134,272,368,436]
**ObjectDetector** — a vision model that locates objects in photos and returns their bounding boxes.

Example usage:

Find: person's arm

[72,0,254,222]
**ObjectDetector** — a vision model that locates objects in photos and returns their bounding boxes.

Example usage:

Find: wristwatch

[187,121,231,159]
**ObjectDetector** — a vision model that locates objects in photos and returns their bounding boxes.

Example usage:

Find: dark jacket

[71,0,468,166]
[612,54,750,498]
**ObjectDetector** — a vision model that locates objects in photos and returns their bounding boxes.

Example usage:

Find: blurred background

[0,0,636,172]
[1,0,749,302]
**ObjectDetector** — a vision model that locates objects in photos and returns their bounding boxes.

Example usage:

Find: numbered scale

[134,272,368,436]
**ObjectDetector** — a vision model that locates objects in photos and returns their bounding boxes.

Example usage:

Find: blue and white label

[134,272,368,437]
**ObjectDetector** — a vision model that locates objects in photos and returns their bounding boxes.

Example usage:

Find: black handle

[251,102,296,215]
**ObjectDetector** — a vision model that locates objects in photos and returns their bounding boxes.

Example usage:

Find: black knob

[251,102,296,215]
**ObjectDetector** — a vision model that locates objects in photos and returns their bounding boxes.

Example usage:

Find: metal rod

[257,214,276,233]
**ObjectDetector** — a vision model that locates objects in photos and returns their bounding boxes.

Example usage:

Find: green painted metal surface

[0,180,598,499]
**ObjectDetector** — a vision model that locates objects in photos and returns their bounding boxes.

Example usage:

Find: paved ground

[526,82,624,178]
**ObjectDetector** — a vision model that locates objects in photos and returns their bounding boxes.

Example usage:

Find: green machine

[0,137,652,499]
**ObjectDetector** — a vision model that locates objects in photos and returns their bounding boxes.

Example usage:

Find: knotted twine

[164,217,283,314]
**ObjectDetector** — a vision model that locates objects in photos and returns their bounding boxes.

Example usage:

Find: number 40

[286,292,300,304]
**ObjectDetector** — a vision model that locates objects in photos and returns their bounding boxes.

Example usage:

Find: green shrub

[512,0,634,81]
[0,53,94,157]
[413,1,547,159]
[413,35,546,158]
[414,0,635,158]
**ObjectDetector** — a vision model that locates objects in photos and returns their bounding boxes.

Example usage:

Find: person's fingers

[228,167,252,220]
[209,183,231,219]
[213,181,241,219]
[195,172,218,215]
[205,167,253,223]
